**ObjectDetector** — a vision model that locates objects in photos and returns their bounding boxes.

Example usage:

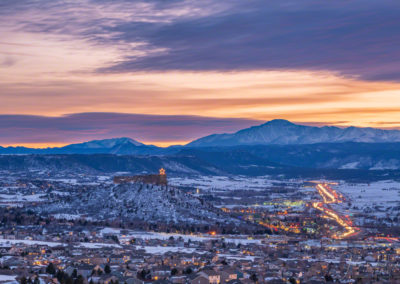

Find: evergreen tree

[46,263,56,275]
[74,275,84,284]
[250,273,258,282]
[325,274,334,282]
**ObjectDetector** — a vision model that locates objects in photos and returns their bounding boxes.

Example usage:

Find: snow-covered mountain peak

[65,137,144,149]
[262,119,295,127]
[188,120,400,147]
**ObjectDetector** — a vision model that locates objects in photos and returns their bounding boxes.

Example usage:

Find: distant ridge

[63,137,144,149]
[187,119,400,147]
[0,137,157,155]
[2,120,400,154]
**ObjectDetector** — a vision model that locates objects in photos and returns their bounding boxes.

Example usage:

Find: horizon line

[1,118,400,149]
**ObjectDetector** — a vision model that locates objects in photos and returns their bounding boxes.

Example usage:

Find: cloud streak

[2,0,400,80]
[0,112,261,146]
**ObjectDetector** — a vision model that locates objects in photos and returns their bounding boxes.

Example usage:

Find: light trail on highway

[313,183,359,239]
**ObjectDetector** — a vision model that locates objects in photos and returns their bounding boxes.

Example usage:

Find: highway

[313,183,359,239]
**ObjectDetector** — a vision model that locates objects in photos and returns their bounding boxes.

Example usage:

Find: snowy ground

[135,245,200,255]
[169,176,303,192]
[104,229,262,245]
[52,213,83,220]
[0,193,46,202]
[0,275,17,282]
[336,180,400,208]
[0,239,121,249]
[328,180,400,228]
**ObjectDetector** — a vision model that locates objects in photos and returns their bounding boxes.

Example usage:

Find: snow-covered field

[100,228,262,246]
[52,213,83,220]
[135,245,200,255]
[106,229,262,245]
[331,180,400,227]
[337,180,400,210]
[0,275,17,282]
[169,175,302,191]
[217,254,256,261]
[0,239,121,249]
[0,193,46,202]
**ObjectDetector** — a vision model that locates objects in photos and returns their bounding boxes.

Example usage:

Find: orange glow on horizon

[1,140,190,149]
[2,142,70,149]
[2,69,400,130]
[145,140,190,147]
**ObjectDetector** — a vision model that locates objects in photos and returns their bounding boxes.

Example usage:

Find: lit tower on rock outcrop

[113,168,167,186]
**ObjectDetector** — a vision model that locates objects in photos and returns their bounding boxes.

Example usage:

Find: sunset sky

[1,0,400,147]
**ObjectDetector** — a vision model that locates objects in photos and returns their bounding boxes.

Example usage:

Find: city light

[313,184,359,239]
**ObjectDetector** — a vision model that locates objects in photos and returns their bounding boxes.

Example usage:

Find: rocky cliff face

[37,182,236,225]
[113,173,168,186]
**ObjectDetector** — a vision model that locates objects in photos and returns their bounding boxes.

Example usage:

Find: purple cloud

[2,0,400,80]
[0,112,261,145]
[101,0,400,80]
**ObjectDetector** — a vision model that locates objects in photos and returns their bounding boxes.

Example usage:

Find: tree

[46,263,56,275]
[105,264,111,274]
[171,268,178,276]
[137,269,150,280]
[355,277,363,284]
[74,275,84,284]
[250,273,258,283]
[324,274,334,282]
[111,235,119,244]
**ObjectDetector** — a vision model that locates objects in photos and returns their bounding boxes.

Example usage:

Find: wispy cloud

[0,112,261,146]
[1,0,400,80]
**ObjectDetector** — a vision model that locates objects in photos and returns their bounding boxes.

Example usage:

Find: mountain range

[188,119,400,146]
[2,120,400,174]
[0,137,160,155]
[2,119,400,154]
